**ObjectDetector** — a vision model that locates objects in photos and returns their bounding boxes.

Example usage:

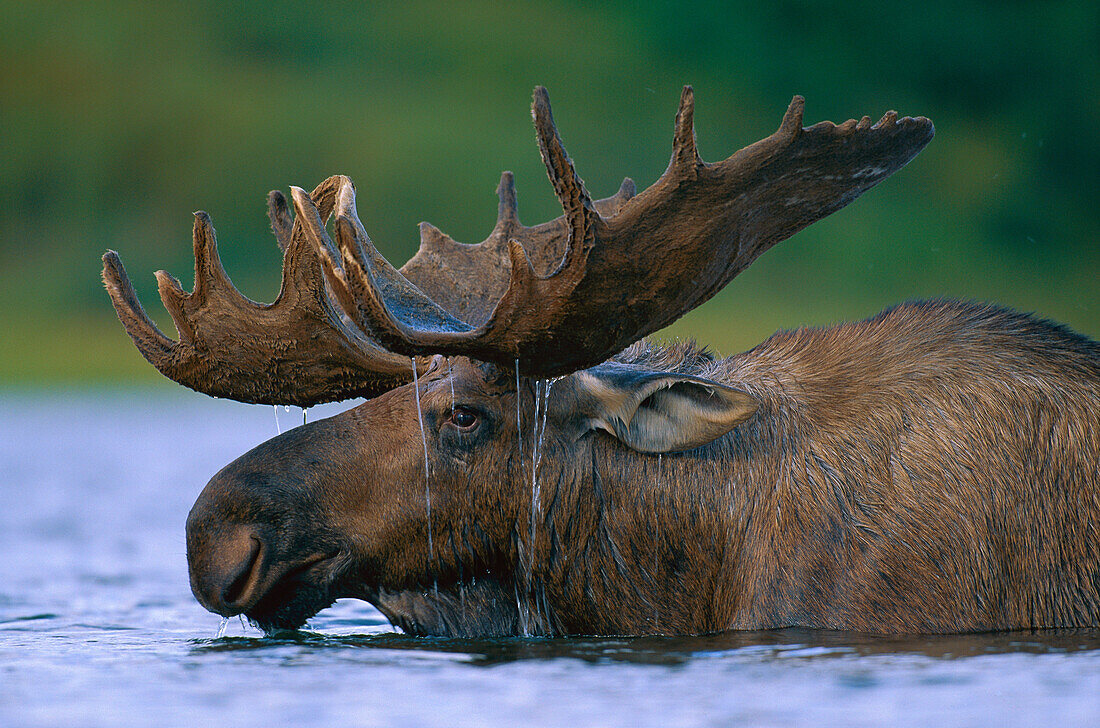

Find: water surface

[2,390,1099,727]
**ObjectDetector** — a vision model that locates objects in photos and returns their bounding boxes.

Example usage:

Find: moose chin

[104,87,1099,637]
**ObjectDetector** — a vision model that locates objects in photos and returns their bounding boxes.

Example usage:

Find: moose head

[103,87,934,635]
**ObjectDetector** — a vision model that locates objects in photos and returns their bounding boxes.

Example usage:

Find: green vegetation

[2,1,1097,384]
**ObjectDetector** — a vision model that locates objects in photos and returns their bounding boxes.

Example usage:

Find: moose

[103,87,1100,637]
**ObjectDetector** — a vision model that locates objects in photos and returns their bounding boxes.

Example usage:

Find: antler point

[873,110,900,129]
[496,170,520,223]
[618,177,636,200]
[506,238,535,276]
[780,96,806,138]
[671,87,700,172]
[154,268,185,294]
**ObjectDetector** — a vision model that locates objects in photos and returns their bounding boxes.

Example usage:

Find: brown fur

[187,300,1100,636]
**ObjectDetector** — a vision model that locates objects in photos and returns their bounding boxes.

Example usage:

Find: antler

[104,87,934,403]
[333,86,935,377]
[102,177,419,406]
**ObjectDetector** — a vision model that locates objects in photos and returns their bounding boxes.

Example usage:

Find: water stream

[411,359,433,562]
[274,404,308,434]
[513,361,530,635]
[527,378,544,581]
[529,379,557,632]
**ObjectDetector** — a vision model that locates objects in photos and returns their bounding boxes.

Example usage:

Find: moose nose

[186,522,265,616]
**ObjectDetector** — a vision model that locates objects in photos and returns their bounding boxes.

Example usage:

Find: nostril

[220,536,262,609]
[188,523,266,616]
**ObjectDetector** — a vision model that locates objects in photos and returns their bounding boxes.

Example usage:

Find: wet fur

[371,300,1099,636]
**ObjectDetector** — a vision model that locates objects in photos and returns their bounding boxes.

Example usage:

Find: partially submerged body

[363,300,1100,636]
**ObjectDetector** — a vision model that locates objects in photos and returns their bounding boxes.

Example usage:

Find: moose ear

[567,362,758,453]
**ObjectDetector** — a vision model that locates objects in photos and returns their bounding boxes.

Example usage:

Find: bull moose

[102,87,1100,637]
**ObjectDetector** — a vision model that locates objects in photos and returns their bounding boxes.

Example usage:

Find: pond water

[2,390,1099,727]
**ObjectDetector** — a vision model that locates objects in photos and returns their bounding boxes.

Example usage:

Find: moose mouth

[233,547,344,633]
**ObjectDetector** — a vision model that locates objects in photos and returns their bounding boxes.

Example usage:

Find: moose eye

[450,407,479,430]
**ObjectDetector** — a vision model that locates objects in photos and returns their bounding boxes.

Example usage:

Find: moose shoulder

[103,88,1100,637]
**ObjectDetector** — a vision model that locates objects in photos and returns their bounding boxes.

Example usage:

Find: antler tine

[495,170,520,227]
[330,179,472,345]
[191,210,242,309]
[284,182,360,332]
[591,177,636,218]
[103,183,419,406]
[269,175,343,255]
[102,251,176,361]
[779,95,806,138]
[614,176,636,200]
[284,185,350,310]
[495,171,519,236]
[669,85,701,172]
[531,87,601,254]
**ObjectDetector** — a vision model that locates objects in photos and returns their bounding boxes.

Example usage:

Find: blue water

[2,390,1099,727]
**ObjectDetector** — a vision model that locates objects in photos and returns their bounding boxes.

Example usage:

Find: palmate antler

[104,86,933,405]
[102,178,418,406]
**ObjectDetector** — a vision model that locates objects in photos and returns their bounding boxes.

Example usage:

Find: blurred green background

[2,1,1097,388]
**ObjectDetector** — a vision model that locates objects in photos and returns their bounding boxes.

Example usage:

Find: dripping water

[458,562,466,625]
[527,378,543,573]
[535,379,554,475]
[215,617,229,639]
[512,364,560,636]
[514,359,531,636]
[273,404,294,435]
[525,378,544,633]
[302,407,308,426]
[514,360,524,462]
[527,379,555,577]
[449,361,458,447]
[524,377,558,634]
[411,359,433,566]
[449,362,455,416]
[515,580,529,637]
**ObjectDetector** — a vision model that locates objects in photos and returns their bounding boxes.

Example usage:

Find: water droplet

[515,580,529,637]
[215,617,229,638]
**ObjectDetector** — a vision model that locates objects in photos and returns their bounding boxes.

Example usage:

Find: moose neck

[364,359,789,638]
[531,431,757,636]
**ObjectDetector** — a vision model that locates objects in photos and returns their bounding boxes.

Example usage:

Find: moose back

[103,88,1100,637]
